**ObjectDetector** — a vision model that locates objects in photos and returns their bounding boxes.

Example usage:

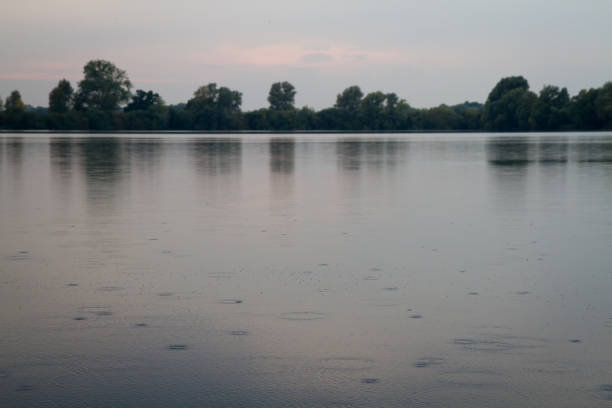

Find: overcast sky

[1,0,611,110]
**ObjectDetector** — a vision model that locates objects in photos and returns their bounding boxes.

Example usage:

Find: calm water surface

[1,133,612,407]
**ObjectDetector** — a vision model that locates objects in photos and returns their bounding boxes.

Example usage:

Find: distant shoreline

[2,62,611,133]
[2,129,611,135]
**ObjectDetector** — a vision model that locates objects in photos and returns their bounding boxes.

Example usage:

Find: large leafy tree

[360,91,387,130]
[49,79,74,113]
[5,90,25,114]
[268,81,296,110]
[74,60,132,111]
[568,88,600,130]
[188,83,242,112]
[186,83,242,129]
[481,76,535,131]
[530,85,570,130]
[359,91,411,130]
[382,92,412,129]
[335,86,363,112]
[332,86,364,129]
[486,76,529,104]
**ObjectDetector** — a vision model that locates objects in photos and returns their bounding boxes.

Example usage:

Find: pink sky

[1,0,611,109]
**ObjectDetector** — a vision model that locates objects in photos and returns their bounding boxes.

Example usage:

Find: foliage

[74,60,132,111]
[119,90,169,129]
[481,76,535,131]
[268,82,296,111]
[49,79,74,114]
[335,86,363,112]
[486,76,529,104]
[125,90,164,112]
[5,90,25,114]
[450,102,482,129]
[1,62,612,131]
[567,88,600,130]
[418,105,462,130]
[530,86,570,130]
[186,83,243,130]
[594,82,612,128]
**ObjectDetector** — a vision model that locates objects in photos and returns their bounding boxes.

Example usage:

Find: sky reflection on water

[1,133,612,408]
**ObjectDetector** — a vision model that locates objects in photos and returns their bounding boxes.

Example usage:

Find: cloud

[188,43,413,70]
[300,52,334,64]
[343,54,368,63]
[0,41,468,87]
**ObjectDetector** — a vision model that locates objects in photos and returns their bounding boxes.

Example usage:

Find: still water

[1,133,612,407]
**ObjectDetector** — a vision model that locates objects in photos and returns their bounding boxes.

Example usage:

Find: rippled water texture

[1,133,612,407]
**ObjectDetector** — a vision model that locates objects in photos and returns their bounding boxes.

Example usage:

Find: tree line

[1,60,611,132]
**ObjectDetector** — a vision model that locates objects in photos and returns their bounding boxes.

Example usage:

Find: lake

[1,132,612,407]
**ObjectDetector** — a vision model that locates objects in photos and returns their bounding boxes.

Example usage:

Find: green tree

[451,102,483,130]
[244,109,270,130]
[49,79,74,113]
[358,91,410,130]
[418,105,462,130]
[486,76,529,104]
[188,83,242,113]
[168,104,194,130]
[188,83,241,111]
[122,90,168,130]
[567,88,600,130]
[332,86,364,129]
[186,83,242,129]
[267,109,298,130]
[296,106,318,130]
[383,93,412,129]
[335,86,363,112]
[74,60,132,111]
[360,91,387,130]
[268,81,296,110]
[594,82,612,128]
[316,107,344,130]
[5,90,25,114]
[530,85,570,130]
[482,76,535,131]
[125,90,164,112]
